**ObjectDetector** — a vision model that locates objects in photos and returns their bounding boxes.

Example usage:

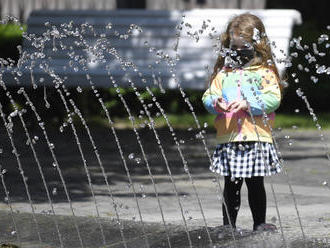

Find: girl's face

[229,35,255,66]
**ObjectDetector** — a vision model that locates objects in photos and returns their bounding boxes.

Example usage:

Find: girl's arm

[247,68,281,115]
[202,73,224,114]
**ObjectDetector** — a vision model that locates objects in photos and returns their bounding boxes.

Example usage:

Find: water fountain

[0,8,329,248]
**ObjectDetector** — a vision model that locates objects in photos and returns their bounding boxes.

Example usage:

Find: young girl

[202,13,282,232]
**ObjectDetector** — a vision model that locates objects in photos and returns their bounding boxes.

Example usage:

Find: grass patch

[275,113,330,129]
[78,113,330,130]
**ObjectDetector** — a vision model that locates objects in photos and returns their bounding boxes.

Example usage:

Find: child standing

[202,13,282,231]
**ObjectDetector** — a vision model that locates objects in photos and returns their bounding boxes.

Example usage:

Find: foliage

[0,23,27,61]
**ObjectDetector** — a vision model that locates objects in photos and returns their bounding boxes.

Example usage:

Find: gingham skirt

[210,142,282,178]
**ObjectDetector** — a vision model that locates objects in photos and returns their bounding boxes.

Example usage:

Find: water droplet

[52,187,57,195]
[128,153,135,160]
[106,23,112,29]
[294,109,300,113]
[311,76,319,83]
[45,101,50,109]
[296,88,304,97]
[322,181,328,186]
[280,81,289,88]
[11,230,16,235]
[195,132,203,139]
[316,65,327,74]
[128,116,135,122]
[290,52,298,57]
[9,110,18,117]
[238,144,245,151]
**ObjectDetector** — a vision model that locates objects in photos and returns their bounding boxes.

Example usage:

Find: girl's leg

[222,176,243,228]
[245,176,266,230]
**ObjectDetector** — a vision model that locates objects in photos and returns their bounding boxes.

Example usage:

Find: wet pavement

[0,124,330,247]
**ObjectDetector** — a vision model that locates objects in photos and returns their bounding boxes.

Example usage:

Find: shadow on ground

[1,122,330,203]
[0,122,212,203]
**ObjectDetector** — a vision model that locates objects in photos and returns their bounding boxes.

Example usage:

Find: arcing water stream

[0,12,329,248]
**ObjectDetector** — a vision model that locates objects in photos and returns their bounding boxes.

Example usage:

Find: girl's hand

[215,97,229,112]
[227,100,248,113]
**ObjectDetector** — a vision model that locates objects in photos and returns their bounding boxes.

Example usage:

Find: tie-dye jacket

[202,65,281,144]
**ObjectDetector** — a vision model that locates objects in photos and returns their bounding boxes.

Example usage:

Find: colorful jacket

[202,65,281,144]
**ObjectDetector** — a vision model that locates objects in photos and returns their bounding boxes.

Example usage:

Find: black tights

[222,176,266,230]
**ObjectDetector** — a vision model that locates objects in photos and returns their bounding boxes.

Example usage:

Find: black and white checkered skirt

[210,142,282,178]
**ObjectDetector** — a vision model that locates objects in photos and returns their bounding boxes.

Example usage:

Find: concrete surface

[0,125,330,247]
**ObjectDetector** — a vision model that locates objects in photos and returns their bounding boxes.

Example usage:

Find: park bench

[2,9,301,89]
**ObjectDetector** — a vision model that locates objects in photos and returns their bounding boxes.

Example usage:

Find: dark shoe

[253,223,277,232]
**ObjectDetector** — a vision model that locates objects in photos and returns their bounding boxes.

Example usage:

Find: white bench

[2,9,301,89]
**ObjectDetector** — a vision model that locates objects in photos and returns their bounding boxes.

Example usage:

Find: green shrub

[0,23,27,62]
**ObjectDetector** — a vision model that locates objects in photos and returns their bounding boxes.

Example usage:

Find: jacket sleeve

[248,68,281,115]
[202,73,223,114]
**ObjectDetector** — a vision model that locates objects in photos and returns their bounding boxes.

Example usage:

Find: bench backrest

[16,9,302,89]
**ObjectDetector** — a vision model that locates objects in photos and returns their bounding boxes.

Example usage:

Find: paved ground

[0,123,330,247]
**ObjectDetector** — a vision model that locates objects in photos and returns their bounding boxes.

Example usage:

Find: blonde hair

[210,13,282,91]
